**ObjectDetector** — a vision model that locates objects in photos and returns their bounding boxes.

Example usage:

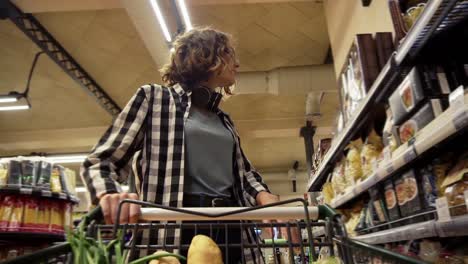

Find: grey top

[184,106,235,197]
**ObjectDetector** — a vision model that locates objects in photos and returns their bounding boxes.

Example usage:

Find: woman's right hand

[99,193,141,225]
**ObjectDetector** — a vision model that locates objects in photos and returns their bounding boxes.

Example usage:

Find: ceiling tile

[237,24,281,56]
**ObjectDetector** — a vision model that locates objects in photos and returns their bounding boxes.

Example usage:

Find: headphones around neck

[190,85,223,112]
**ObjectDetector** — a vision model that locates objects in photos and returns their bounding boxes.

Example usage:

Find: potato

[149,250,181,264]
[187,235,223,264]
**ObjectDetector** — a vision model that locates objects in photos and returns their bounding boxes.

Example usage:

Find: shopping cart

[1,198,426,264]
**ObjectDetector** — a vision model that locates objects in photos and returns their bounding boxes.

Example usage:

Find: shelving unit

[0,232,65,243]
[354,215,468,244]
[0,185,79,204]
[307,0,468,192]
[330,94,468,208]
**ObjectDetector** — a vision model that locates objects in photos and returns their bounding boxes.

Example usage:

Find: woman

[81,27,281,263]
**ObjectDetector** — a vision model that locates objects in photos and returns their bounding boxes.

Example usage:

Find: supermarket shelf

[307,0,468,192]
[0,232,65,242]
[0,185,79,204]
[354,215,468,244]
[330,95,468,208]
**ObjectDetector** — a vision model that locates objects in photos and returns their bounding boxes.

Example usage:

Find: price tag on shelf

[403,146,417,163]
[386,163,395,174]
[436,197,451,222]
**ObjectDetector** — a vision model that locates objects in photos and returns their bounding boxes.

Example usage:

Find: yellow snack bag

[361,129,384,178]
[345,139,363,184]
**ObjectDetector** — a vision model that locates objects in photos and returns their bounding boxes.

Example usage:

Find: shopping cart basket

[1,198,427,264]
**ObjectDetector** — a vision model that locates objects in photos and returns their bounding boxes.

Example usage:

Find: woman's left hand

[256,192,302,250]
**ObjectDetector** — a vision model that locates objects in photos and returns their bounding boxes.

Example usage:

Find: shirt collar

[173,83,191,96]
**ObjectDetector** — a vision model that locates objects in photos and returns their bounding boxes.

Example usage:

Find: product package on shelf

[442,151,468,216]
[398,99,445,144]
[375,32,395,69]
[369,187,389,226]
[381,108,400,160]
[355,203,369,234]
[384,179,401,221]
[0,194,72,235]
[312,138,332,175]
[331,157,347,196]
[389,65,449,126]
[361,129,384,179]
[339,34,380,123]
[344,138,364,185]
[401,170,424,217]
[0,157,77,198]
[388,0,428,42]
[394,174,408,217]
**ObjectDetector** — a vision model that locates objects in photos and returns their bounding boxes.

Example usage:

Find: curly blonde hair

[160,27,235,94]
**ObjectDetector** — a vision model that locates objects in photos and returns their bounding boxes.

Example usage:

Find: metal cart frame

[1,198,427,264]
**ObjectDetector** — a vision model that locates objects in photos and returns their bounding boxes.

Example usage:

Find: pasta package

[0,161,8,187]
[20,160,38,186]
[331,158,347,195]
[384,180,400,221]
[22,197,39,232]
[345,139,364,184]
[7,160,22,186]
[63,202,73,231]
[322,181,334,205]
[36,160,52,189]
[49,200,63,234]
[36,199,50,231]
[64,168,77,196]
[442,152,468,216]
[431,156,454,196]
[361,129,384,178]
[50,166,62,193]
[402,170,423,216]
[0,196,15,231]
[8,197,24,232]
[417,165,438,209]
[394,175,408,217]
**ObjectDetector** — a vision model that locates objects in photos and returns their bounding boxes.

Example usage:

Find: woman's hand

[99,193,141,225]
[256,192,301,251]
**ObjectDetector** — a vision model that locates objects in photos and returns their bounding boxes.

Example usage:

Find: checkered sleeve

[240,146,271,205]
[80,87,148,204]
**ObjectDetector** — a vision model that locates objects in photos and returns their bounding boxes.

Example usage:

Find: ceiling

[0,0,338,174]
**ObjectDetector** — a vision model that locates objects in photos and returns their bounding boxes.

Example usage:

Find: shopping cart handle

[139,206,320,221]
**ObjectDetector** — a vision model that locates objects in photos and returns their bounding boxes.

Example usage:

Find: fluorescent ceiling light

[0,105,30,111]
[150,0,172,42]
[47,154,87,164]
[176,0,192,31]
[0,96,18,103]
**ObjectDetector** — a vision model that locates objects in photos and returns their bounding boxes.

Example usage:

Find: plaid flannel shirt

[80,84,270,263]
